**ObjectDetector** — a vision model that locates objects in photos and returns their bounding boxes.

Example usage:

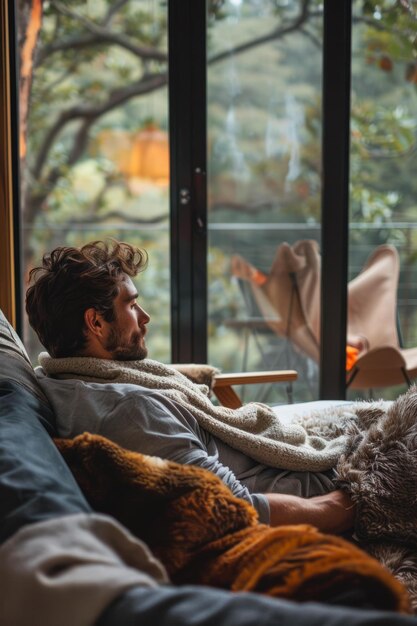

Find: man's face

[104,276,150,361]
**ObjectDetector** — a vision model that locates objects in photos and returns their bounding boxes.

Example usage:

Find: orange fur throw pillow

[55,433,410,613]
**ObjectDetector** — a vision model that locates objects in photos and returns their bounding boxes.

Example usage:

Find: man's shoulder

[36,370,140,392]
[35,369,173,403]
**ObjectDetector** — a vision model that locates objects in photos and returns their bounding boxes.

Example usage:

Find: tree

[19,0,416,244]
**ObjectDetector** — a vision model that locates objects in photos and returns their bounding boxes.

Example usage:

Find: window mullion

[320,0,352,399]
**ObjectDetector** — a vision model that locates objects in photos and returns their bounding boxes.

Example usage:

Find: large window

[18,0,170,363]
[6,0,415,401]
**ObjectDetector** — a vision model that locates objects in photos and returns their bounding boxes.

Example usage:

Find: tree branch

[37,1,167,65]
[299,25,321,50]
[102,0,130,26]
[33,72,167,180]
[68,210,169,226]
[37,60,79,94]
[207,3,408,68]
[208,0,313,64]
[352,13,412,39]
[38,31,168,65]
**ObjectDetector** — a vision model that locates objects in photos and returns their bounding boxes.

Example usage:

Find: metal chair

[231,242,417,393]
[346,244,417,390]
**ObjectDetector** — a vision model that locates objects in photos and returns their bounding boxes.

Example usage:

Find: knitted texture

[39,353,352,472]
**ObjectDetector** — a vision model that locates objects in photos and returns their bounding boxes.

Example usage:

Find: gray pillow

[0,309,51,409]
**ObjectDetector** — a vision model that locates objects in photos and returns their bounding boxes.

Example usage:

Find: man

[26,239,354,533]
[3,383,409,625]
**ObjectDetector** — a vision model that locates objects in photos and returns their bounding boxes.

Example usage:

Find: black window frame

[169,0,352,399]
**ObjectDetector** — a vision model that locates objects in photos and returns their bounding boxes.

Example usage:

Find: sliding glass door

[207,1,324,403]
[10,0,413,401]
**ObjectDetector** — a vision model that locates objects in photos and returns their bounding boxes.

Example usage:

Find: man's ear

[84,308,105,338]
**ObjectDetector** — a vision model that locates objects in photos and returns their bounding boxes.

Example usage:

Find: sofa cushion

[0,309,55,424]
[0,381,91,544]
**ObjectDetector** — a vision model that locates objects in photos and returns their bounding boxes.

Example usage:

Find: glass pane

[18,0,170,363]
[348,0,417,400]
[207,0,323,403]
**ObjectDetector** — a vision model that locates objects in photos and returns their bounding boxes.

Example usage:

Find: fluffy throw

[335,384,417,611]
[39,352,352,472]
[55,432,410,614]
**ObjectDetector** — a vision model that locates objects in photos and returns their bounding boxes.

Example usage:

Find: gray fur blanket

[335,385,417,611]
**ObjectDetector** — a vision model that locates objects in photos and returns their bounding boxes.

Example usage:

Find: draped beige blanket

[38,352,354,472]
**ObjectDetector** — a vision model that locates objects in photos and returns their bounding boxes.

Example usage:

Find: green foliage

[21,0,417,395]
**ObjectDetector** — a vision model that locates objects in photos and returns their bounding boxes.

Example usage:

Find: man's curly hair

[26,240,148,358]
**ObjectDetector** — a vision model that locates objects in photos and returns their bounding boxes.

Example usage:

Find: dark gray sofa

[0,309,416,626]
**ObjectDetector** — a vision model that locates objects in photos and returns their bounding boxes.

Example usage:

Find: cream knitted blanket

[38,352,354,472]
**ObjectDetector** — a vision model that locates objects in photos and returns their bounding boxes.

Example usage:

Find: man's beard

[105,325,148,361]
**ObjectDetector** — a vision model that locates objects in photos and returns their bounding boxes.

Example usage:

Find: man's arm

[118,394,353,532]
[266,489,355,534]
[50,384,351,532]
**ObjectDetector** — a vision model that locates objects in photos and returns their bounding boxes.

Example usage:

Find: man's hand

[265,489,355,534]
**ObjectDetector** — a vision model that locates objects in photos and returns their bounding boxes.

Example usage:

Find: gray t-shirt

[36,371,337,524]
